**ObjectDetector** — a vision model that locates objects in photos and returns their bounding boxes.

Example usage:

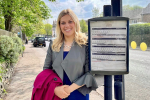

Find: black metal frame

[88,16,129,75]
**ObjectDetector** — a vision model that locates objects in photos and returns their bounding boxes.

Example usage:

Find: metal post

[104,75,112,100]
[20,26,23,57]
[111,0,122,16]
[103,5,112,100]
[111,0,125,100]
[103,5,112,17]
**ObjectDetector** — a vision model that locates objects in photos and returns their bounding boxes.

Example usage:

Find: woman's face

[60,14,75,37]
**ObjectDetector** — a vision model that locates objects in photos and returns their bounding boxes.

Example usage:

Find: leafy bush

[23,45,25,51]
[129,23,150,46]
[0,66,7,77]
[12,37,23,54]
[130,23,150,35]
[0,36,13,63]
[9,37,23,63]
[0,35,23,63]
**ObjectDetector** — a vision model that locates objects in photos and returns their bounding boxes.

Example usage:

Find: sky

[43,0,150,25]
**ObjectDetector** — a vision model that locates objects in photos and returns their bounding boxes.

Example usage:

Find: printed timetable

[90,21,127,71]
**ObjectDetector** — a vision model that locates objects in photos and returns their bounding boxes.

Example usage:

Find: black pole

[104,75,112,100]
[20,26,23,57]
[103,5,112,17]
[111,0,125,100]
[111,0,122,16]
[103,5,112,100]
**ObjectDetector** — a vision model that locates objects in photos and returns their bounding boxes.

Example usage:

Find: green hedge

[129,23,150,46]
[0,35,23,64]
[130,23,150,35]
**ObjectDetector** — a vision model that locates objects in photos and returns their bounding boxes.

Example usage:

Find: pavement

[3,42,104,100]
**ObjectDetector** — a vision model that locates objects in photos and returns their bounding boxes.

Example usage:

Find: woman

[43,9,98,100]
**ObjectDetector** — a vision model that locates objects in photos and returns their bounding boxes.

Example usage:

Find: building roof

[123,8,142,19]
[141,3,150,14]
[123,3,150,19]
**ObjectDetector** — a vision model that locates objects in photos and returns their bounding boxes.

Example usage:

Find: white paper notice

[90,21,127,71]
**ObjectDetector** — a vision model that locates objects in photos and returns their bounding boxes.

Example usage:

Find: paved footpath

[3,42,104,100]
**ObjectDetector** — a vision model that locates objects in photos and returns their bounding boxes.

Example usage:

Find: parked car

[45,37,48,41]
[31,39,34,43]
[49,37,56,42]
[47,38,51,41]
[33,37,46,47]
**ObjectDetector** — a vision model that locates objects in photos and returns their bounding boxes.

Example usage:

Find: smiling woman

[52,9,88,52]
[60,14,76,39]
[42,9,98,100]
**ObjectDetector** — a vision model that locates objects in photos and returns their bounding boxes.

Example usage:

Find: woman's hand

[64,86,72,94]
[54,85,70,99]
[64,83,85,94]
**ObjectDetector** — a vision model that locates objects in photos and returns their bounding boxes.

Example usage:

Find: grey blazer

[43,41,98,96]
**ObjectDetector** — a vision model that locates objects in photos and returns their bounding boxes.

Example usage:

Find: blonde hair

[52,9,88,52]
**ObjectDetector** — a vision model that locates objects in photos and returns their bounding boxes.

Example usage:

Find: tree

[123,5,133,11]
[100,12,103,17]
[0,17,4,29]
[132,5,143,10]
[39,29,46,35]
[45,24,52,36]
[123,5,143,11]
[0,0,51,36]
[80,19,88,33]
[33,19,46,36]
[49,0,84,2]
[92,7,100,18]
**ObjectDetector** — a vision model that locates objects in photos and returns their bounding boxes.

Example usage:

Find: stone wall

[0,29,17,99]
[0,62,15,98]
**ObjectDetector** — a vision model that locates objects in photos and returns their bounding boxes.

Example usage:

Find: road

[33,41,150,100]
[125,49,150,100]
